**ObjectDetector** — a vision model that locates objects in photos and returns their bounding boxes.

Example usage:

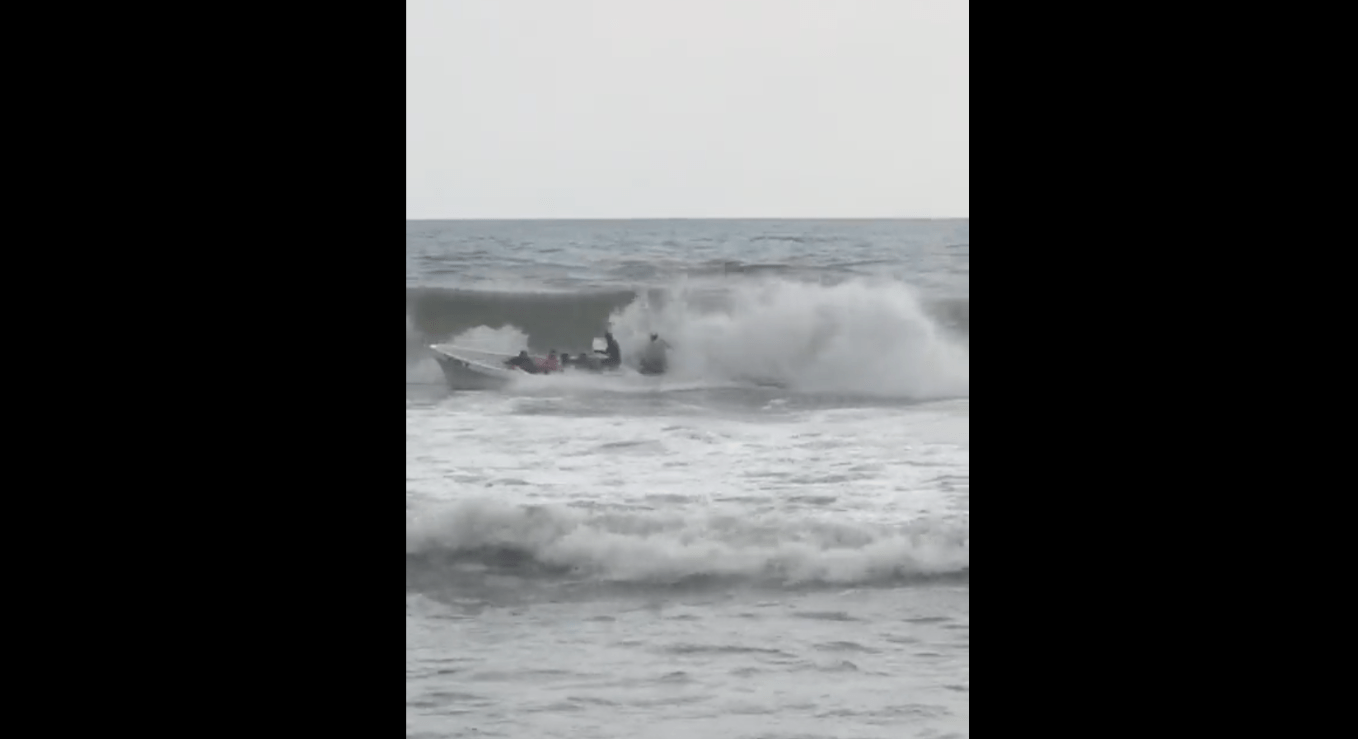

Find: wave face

[407,276,968,400]
[406,499,968,594]
[406,286,635,359]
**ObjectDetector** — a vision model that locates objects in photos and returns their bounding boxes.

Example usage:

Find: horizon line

[405,216,969,222]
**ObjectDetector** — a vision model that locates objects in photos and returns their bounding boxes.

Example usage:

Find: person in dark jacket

[504,350,540,373]
[597,331,622,369]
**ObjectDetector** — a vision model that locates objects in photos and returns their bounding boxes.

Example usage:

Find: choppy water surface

[407,220,969,738]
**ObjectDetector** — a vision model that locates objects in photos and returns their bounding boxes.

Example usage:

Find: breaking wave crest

[408,276,967,400]
[406,499,969,592]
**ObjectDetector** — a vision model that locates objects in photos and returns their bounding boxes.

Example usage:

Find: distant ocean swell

[405,499,969,592]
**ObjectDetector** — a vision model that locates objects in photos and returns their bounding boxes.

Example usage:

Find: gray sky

[407,0,968,219]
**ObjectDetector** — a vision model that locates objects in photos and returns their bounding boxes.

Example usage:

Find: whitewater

[406,219,969,739]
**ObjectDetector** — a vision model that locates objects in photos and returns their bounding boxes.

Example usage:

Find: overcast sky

[407,0,968,219]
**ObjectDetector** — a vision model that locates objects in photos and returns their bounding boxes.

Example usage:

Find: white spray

[606,277,968,399]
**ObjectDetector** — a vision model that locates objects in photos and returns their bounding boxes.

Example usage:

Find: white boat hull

[428,337,667,390]
[428,345,525,389]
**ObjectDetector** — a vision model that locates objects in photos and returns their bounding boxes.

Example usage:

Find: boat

[428,338,631,389]
[427,344,530,389]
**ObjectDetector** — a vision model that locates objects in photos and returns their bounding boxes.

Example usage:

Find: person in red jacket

[538,350,560,373]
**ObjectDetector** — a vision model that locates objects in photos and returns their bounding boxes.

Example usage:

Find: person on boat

[539,350,560,373]
[638,333,669,375]
[597,332,622,369]
[504,350,540,373]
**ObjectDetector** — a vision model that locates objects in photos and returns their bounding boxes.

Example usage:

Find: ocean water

[406,219,969,739]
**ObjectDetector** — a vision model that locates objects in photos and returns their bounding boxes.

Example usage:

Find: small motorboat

[428,338,629,389]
